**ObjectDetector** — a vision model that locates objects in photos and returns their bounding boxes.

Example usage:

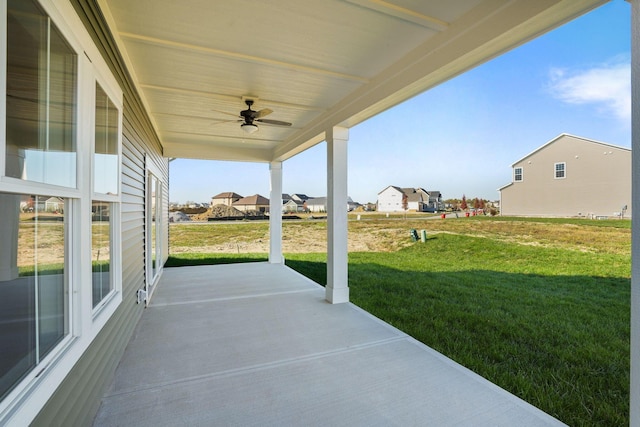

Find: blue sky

[170,1,631,205]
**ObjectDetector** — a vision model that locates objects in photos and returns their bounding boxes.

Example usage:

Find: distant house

[232,194,270,213]
[283,199,305,213]
[499,134,631,218]
[44,197,64,213]
[211,192,243,207]
[377,186,442,212]
[306,197,327,213]
[426,191,444,211]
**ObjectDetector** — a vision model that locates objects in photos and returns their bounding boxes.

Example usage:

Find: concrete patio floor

[93,262,565,426]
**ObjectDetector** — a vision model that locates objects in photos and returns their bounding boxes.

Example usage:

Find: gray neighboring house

[499,134,631,218]
[283,199,306,213]
[307,197,328,213]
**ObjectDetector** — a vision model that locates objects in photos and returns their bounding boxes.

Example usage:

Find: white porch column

[631,1,639,425]
[326,126,349,304]
[269,161,284,264]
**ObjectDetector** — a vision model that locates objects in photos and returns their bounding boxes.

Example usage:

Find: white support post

[269,161,283,264]
[326,126,349,303]
[631,1,639,425]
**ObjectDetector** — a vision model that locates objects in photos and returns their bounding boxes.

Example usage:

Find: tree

[473,198,481,210]
[460,195,468,211]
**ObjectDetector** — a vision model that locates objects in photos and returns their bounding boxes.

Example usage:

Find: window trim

[554,162,566,179]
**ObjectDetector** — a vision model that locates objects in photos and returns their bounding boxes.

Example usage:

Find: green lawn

[167,218,630,426]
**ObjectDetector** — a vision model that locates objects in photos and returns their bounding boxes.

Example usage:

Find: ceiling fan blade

[254,108,273,119]
[257,118,292,127]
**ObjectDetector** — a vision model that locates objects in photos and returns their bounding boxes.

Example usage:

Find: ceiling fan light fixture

[241,123,258,134]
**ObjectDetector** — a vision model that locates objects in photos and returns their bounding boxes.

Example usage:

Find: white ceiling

[98,0,608,162]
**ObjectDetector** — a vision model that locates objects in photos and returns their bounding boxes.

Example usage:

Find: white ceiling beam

[163,141,273,162]
[119,32,370,83]
[345,0,449,31]
[140,84,326,112]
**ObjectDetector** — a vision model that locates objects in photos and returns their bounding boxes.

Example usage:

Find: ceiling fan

[213,99,292,134]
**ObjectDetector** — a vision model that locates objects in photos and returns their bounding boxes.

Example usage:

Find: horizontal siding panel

[120,192,144,208]
[121,218,144,244]
[121,171,144,190]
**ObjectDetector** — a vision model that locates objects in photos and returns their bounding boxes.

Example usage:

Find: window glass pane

[92,201,112,307]
[6,0,77,187]
[94,84,118,195]
[0,192,67,401]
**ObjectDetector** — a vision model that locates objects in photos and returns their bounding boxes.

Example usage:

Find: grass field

[167,216,631,426]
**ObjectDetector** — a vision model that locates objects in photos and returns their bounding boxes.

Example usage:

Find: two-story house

[499,134,631,218]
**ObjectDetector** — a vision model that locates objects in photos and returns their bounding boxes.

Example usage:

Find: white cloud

[548,58,630,121]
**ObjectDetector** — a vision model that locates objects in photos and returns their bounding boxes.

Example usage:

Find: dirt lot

[169,215,631,256]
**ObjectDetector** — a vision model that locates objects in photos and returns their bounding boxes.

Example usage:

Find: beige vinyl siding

[500,135,631,217]
[31,1,169,425]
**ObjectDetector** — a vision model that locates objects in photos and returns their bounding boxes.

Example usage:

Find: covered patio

[94,262,564,426]
[1,0,638,425]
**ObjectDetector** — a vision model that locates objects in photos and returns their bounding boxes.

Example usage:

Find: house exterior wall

[378,187,405,212]
[25,1,169,425]
[234,204,269,213]
[211,195,240,206]
[407,201,421,211]
[500,135,631,217]
[308,203,326,213]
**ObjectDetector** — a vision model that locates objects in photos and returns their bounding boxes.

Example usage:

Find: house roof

[212,192,243,199]
[377,185,404,195]
[401,188,424,203]
[233,194,270,206]
[510,133,631,167]
[96,1,607,163]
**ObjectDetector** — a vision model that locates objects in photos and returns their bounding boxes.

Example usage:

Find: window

[92,83,119,309]
[0,192,68,401]
[514,167,523,182]
[555,162,566,179]
[1,0,122,416]
[1,0,75,402]
[6,0,77,188]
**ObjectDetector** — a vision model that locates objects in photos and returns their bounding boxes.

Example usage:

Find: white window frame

[514,167,523,182]
[90,71,123,322]
[0,0,123,423]
[554,162,566,179]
